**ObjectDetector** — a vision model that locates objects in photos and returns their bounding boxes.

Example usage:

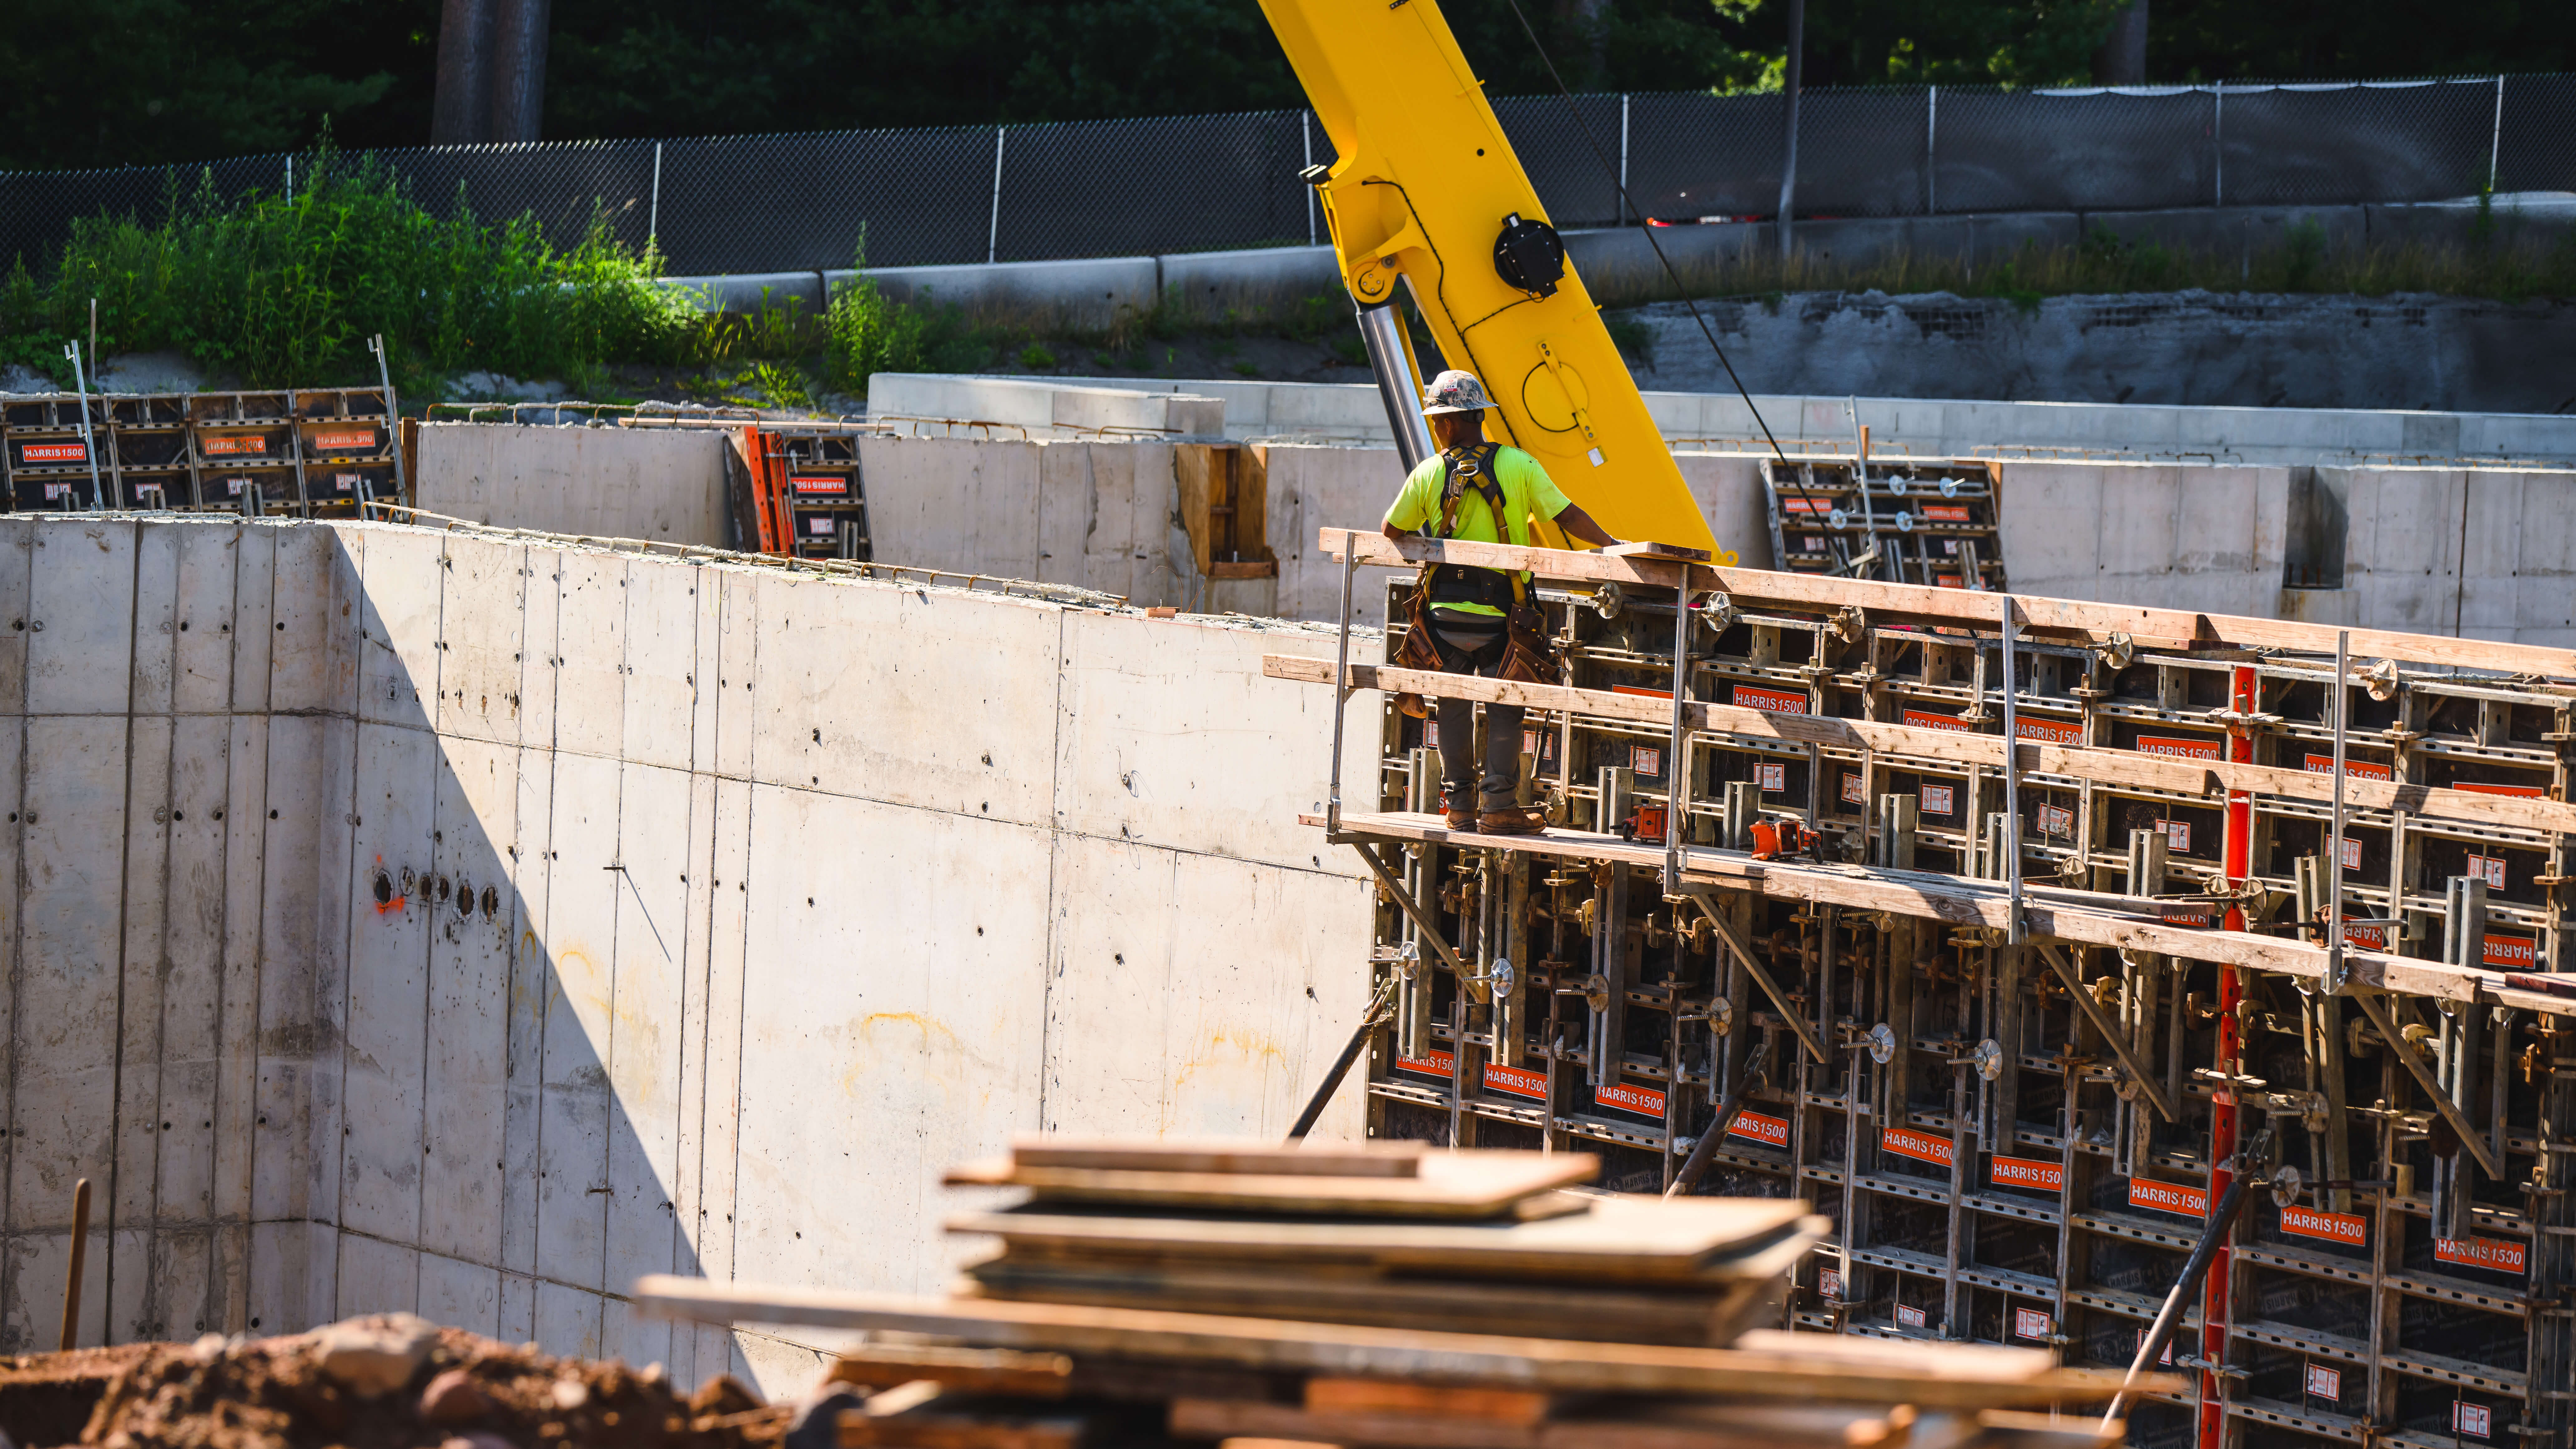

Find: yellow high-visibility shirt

[1382,447,1573,617]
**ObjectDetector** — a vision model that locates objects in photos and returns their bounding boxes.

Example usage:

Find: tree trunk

[1554,0,1612,89]
[431,0,497,144]
[488,0,553,143]
[2093,0,2148,86]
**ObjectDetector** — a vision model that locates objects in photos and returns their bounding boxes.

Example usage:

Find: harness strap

[1429,443,1526,607]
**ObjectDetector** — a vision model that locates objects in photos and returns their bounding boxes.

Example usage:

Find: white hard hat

[1421,370,1493,415]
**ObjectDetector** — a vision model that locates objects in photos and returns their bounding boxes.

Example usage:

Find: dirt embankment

[0,1316,788,1449]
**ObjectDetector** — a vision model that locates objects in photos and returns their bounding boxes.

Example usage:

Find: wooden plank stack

[633,1140,2175,1449]
[944,1139,1814,1347]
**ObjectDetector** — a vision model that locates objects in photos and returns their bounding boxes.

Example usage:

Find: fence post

[987,125,1007,266]
[1303,111,1317,246]
[1776,0,1805,258]
[649,141,663,247]
[1619,94,1630,226]
[1926,85,1938,216]
[285,155,293,205]
[2489,75,2506,193]
[2212,81,2224,208]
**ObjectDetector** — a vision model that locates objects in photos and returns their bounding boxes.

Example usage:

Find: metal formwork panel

[1336,536,2576,1449]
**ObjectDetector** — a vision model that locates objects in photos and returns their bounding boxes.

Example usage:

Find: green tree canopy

[2,0,2572,172]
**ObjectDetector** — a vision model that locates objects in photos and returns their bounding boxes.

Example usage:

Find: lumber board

[1308,809,2576,1020]
[944,1197,1816,1282]
[1172,1398,1930,1449]
[1007,1137,1422,1178]
[958,1254,1783,1347]
[942,1150,1594,1218]
[827,1344,1074,1398]
[1316,530,2576,679]
[1304,1379,1556,1425]
[1263,655,2576,836]
[631,1276,2098,1407]
[835,1390,1097,1449]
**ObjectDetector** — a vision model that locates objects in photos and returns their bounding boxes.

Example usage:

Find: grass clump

[4,140,699,393]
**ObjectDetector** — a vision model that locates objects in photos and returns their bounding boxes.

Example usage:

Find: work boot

[1477,806,1548,837]
[1442,786,1476,832]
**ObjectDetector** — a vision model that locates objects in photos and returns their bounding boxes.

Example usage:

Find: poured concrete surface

[0,515,1377,1398]
[416,424,732,547]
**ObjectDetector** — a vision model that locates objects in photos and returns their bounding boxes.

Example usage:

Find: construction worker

[1383,369,1619,836]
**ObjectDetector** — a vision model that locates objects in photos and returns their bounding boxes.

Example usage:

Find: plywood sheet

[948,1197,1813,1282]
[1008,1138,1421,1178]
[942,1151,1595,1218]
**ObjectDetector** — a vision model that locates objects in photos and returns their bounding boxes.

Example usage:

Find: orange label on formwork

[2129,1178,2209,1217]
[1936,576,1967,588]
[2279,1204,2368,1246]
[1394,1048,1454,1078]
[2304,754,2393,781]
[1991,1156,2064,1193]
[792,475,845,494]
[2343,922,2390,950]
[2456,781,2546,798]
[16,440,86,463]
[2436,1236,2527,1275]
[1730,1110,1790,1148]
[1882,1127,1954,1167]
[311,428,375,451]
[1482,1062,1546,1100]
[1733,685,1808,715]
[1613,684,1675,700]
[1921,505,1973,522]
[2485,934,2538,968]
[2136,734,2222,760]
[200,434,268,456]
[1597,1079,1665,1117]
[2017,716,2082,744]
[1782,497,1832,514]
[1903,709,1975,733]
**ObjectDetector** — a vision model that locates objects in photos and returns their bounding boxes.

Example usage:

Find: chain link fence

[1,75,2565,281]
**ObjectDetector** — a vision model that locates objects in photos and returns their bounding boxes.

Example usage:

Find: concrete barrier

[867,375,1224,440]
[655,199,2576,328]
[415,422,733,546]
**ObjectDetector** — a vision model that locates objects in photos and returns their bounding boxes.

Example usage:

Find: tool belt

[1390,443,1560,717]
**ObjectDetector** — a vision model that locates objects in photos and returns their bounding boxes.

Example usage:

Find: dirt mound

[37,1317,786,1449]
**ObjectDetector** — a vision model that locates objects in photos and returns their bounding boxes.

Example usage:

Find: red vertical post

[2203,663,2257,1449]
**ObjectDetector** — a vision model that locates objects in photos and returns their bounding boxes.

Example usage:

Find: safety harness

[1424,442,1524,615]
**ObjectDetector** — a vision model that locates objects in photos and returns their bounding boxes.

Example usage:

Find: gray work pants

[1429,614,1523,813]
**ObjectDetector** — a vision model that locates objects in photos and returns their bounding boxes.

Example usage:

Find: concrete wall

[1000,374,2576,466]
[868,377,1223,440]
[415,424,733,548]
[857,436,1207,609]
[0,514,1377,1397]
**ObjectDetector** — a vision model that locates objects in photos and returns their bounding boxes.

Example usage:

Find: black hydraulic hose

[2102,1171,2254,1429]
[1493,0,1789,469]
[1286,979,1397,1141]
[1664,1063,1765,1198]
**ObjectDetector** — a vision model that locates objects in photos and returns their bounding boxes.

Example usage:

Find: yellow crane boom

[1260,0,1723,558]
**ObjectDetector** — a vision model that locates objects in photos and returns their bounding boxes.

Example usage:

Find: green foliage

[0,0,426,170]
[14,1,2576,176]
[3,142,695,389]
[2283,220,2327,292]
[1017,343,1057,370]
